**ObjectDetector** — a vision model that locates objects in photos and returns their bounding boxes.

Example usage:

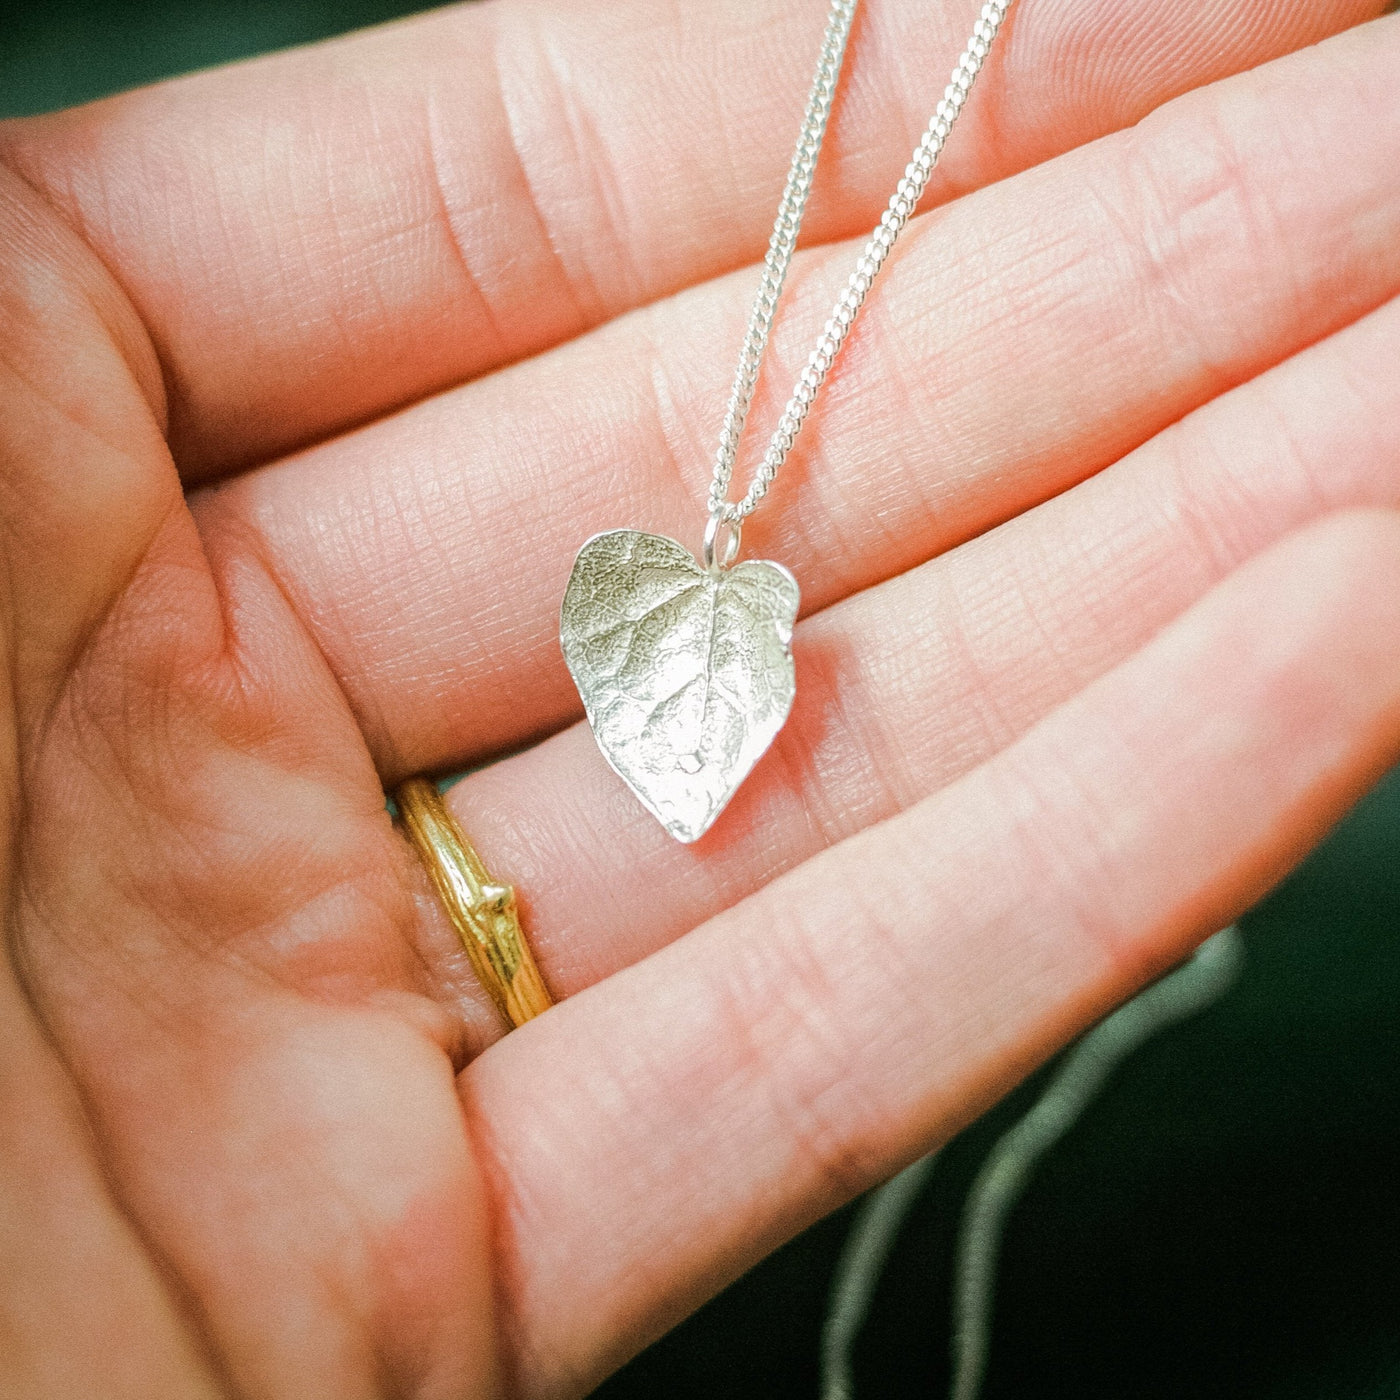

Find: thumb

[0,157,205,728]
[0,160,229,1395]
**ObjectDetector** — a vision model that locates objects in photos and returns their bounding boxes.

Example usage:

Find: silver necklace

[561,0,1015,842]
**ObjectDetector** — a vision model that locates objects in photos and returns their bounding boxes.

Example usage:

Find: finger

[0,160,174,722]
[0,0,1379,476]
[1,161,500,1398]
[0,155,248,1399]
[429,289,1400,1008]
[199,16,1400,778]
[467,510,1400,1396]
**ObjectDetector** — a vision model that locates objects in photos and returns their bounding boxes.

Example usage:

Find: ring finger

[424,285,1400,1039]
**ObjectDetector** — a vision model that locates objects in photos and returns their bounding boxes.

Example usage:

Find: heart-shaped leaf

[560,529,800,842]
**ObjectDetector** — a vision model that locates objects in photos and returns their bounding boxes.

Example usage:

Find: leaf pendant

[560,529,800,843]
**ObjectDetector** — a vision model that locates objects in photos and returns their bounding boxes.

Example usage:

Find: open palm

[3,0,1400,1395]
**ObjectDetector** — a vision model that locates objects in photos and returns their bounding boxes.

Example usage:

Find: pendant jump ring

[703,514,742,571]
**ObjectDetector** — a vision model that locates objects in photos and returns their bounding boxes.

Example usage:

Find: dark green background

[4,6,1397,1396]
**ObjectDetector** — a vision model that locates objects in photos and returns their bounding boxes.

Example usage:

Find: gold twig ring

[393,777,553,1028]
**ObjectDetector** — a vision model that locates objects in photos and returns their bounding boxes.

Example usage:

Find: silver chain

[706,0,1016,552]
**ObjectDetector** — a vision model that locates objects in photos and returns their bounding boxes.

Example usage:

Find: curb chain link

[708,0,1015,535]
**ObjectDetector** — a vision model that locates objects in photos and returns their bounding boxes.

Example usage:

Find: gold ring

[393,777,552,1028]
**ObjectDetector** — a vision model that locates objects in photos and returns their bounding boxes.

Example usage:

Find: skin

[1,0,1399,1394]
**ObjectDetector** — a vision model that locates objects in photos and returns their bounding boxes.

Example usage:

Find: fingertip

[1022,0,1388,138]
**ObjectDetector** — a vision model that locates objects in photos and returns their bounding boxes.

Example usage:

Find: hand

[2,0,1398,1395]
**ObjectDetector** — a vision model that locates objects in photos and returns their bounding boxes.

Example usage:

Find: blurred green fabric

[3,4,1397,1396]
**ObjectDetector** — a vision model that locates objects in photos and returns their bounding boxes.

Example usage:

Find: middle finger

[198,16,1400,780]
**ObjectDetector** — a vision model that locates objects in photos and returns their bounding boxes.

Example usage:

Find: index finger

[0,0,1379,477]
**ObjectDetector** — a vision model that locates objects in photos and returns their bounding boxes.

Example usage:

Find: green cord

[821,927,1245,1400]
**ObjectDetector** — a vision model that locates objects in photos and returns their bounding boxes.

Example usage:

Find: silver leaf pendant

[560,529,799,842]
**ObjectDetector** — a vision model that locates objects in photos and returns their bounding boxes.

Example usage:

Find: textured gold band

[393,777,552,1028]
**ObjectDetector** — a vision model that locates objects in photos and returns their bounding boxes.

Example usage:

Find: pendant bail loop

[703,512,743,572]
